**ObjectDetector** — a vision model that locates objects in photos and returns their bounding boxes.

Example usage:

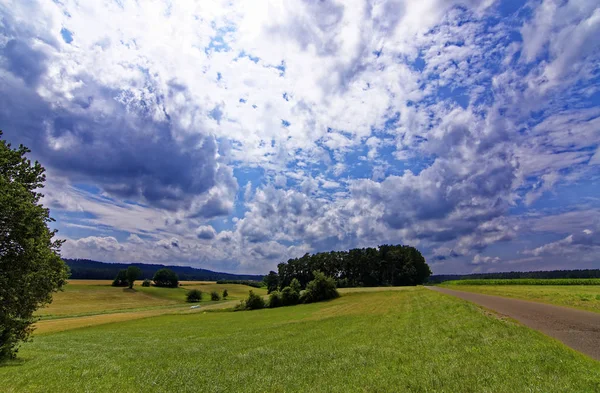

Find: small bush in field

[302,271,339,304]
[186,289,203,303]
[280,286,299,306]
[211,291,220,301]
[245,290,265,310]
[268,291,282,308]
[141,279,151,287]
[222,289,228,299]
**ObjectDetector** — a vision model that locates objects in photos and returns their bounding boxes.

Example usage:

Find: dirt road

[429,286,600,361]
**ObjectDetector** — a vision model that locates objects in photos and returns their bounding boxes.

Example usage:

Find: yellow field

[33,280,267,334]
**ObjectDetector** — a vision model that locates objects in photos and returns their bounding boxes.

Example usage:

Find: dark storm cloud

[0,38,233,214]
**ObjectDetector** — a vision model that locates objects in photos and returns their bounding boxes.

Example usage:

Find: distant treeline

[444,278,600,285]
[64,259,263,282]
[428,269,600,283]
[272,245,431,289]
[215,280,264,288]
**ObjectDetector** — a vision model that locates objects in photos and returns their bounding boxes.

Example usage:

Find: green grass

[3,288,599,392]
[439,284,600,313]
[443,278,600,285]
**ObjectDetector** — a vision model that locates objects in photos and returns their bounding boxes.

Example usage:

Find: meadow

[439,282,600,314]
[2,287,600,392]
[443,278,600,285]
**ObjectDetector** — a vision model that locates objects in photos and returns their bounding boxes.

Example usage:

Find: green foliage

[280,286,299,306]
[277,244,431,289]
[126,266,142,289]
[244,290,265,310]
[186,289,202,303]
[210,291,220,301]
[445,278,600,286]
[222,289,228,299]
[264,271,279,294]
[0,132,69,360]
[268,291,282,308]
[153,268,179,288]
[111,269,128,287]
[302,271,339,304]
[290,278,302,292]
[141,279,151,287]
[216,280,264,288]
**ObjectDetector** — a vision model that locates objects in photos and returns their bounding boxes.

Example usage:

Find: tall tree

[0,131,69,360]
[126,266,142,289]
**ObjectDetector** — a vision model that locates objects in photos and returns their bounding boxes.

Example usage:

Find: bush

[141,279,151,287]
[290,278,302,293]
[268,291,283,308]
[210,291,220,301]
[111,269,128,287]
[302,271,339,304]
[233,301,246,311]
[153,268,179,288]
[186,289,203,303]
[245,290,265,310]
[280,286,299,306]
[222,289,228,299]
[216,280,264,288]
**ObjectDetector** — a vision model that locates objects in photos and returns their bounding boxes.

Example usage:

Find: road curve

[428,286,600,361]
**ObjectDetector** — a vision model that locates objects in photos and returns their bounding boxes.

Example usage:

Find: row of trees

[264,245,431,292]
[186,289,228,303]
[112,267,179,288]
[238,271,339,311]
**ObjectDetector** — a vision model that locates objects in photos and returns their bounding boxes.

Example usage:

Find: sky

[0,0,599,275]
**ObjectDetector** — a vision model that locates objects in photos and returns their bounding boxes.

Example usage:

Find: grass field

[3,288,600,392]
[438,284,600,314]
[443,278,600,285]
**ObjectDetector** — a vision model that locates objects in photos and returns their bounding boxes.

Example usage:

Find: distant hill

[428,269,600,283]
[64,259,264,282]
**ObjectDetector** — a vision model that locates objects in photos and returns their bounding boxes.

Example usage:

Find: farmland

[2,287,600,392]
[440,280,600,313]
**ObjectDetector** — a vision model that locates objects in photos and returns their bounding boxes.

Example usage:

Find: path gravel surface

[429,286,600,361]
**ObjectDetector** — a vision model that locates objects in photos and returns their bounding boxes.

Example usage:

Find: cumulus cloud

[2,0,599,274]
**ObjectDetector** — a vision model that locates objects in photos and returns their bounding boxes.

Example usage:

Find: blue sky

[1,0,599,274]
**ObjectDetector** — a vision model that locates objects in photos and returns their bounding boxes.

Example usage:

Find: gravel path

[428,286,600,361]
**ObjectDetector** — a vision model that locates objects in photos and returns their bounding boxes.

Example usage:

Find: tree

[186,289,202,303]
[210,291,220,301]
[111,269,128,287]
[302,271,339,304]
[244,290,265,310]
[0,131,69,360]
[264,271,279,294]
[126,266,141,289]
[222,289,228,299]
[153,268,179,288]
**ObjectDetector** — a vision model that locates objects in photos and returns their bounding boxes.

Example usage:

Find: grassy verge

[438,284,600,313]
[4,289,600,392]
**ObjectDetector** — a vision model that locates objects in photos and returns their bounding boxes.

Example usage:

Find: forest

[270,244,432,290]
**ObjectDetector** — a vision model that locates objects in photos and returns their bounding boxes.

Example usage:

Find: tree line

[264,244,432,292]
[428,269,600,283]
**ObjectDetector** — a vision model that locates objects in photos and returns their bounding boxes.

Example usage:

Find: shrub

[153,268,179,288]
[233,301,246,311]
[245,290,265,310]
[111,269,128,287]
[302,271,339,304]
[210,291,220,301]
[215,280,264,288]
[290,278,302,293]
[186,289,203,303]
[141,279,151,287]
[280,286,299,306]
[268,291,283,308]
[222,289,228,299]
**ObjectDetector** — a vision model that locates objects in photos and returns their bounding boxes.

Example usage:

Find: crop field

[443,278,600,286]
[438,283,600,314]
[33,280,267,334]
[3,288,600,392]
